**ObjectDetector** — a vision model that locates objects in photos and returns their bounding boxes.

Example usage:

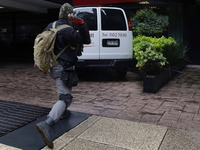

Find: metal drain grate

[0,100,50,137]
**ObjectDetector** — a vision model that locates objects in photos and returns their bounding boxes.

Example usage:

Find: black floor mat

[0,111,91,150]
[0,99,91,149]
[0,100,51,137]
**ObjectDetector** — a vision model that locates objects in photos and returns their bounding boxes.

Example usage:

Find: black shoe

[36,117,55,149]
[59,109,71,120]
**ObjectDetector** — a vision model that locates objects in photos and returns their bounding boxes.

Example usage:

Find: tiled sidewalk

[1,115,200,150]
[0,64,200,134]
[69,66,200,133]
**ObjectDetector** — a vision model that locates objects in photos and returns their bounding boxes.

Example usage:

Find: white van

[74,7,133,78]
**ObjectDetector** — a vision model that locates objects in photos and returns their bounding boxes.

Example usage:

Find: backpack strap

[52,21,56,29]
[56,24,71,30]
[52,21,71,32]
[56,45,69,60]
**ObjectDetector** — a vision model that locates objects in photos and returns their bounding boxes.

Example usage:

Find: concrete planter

[143,61,187,93]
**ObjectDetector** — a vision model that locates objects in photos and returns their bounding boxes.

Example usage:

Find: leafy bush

[131,8,168,37]
[163,43,188,65]
[133,35,183,75]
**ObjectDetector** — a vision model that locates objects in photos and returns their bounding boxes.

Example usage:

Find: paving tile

[159,128,200,150]
[169,104,185,112]
[62,138,127,150]
[78,117,167,150]
[65,115,101,138]
[183,103,200,113]
[69,105,106,116]
[178,112,194,122]
[157,119,173,127]
[101,109,122,118]
[42,134,74,150]
[116,109,143,121]
[0,144,22,150]
[140,113,162,124]
[140,109,165,116]
[171,121,189,130]
[160,110,181,122]
[193,113,200,121]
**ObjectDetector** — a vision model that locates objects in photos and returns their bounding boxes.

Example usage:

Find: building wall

[183,4,200,64]
[0,13,49,62]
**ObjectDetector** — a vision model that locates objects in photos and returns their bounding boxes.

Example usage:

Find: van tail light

[127,18,132,31]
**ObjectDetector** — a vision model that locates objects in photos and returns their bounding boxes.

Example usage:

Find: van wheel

[115,70,127,80]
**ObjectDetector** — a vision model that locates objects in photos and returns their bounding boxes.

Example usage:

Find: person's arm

[63,16,91,45]
[77,23,91,44]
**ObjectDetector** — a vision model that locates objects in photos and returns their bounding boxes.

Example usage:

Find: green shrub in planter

[163,42,188,66]
[133,36,167,75]
[133,35,182,75]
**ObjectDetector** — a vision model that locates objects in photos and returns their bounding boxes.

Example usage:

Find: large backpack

[33,21,70,73]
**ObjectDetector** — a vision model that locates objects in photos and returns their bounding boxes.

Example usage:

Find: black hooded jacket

[45,19,91,66]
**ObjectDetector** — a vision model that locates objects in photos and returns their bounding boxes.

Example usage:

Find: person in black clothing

[36,3,90,149]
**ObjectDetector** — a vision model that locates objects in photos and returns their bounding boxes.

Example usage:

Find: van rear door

[100,7,133,59]
[74,7,99,59]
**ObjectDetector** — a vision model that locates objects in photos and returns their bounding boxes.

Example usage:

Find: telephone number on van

[102,33,127,37]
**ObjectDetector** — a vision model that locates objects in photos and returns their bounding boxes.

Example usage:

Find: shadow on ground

[77,68,142,82]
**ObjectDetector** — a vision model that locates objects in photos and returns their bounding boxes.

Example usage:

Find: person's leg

[36,64,72,149]
[48,78,72,122]
[36,117,55,148]
[47,63,72,121]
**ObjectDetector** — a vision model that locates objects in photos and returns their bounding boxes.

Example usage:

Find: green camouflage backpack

[33,21,70,73]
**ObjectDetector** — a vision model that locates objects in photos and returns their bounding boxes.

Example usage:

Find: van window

[101,9,127,30]
[74,8,97,31]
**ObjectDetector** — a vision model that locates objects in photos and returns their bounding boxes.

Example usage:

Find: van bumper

[76,59,133,70]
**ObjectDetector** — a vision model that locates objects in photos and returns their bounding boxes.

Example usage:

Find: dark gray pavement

[70,65,200,133]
